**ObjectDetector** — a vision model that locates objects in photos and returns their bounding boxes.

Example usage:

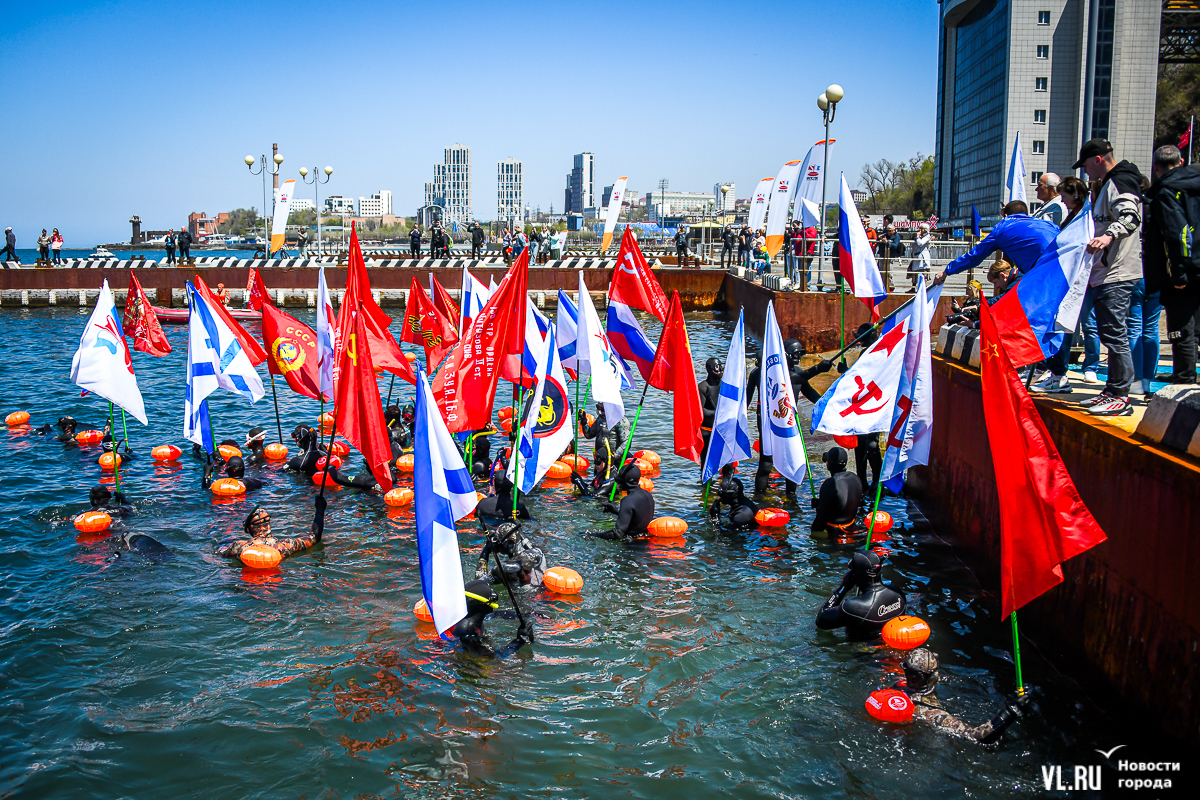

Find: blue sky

[1,1,939,245]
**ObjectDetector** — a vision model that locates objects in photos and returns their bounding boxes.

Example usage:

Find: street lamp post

[817,83,844,336]
[245,152,284,255]
[299,165,333,257]
[703,199,714,263]
[657,178,669,245]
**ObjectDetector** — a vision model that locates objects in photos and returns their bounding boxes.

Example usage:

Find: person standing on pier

[51,228,63,265]
[675,224,690,268]
[738,225,752,267]
[2,227,21,264]
[469,221,484,258]
[37,229,50,263]
[164,231,176,266]
[177,225,192,262]
[720,224,735,267]
[1146,144,1200,385]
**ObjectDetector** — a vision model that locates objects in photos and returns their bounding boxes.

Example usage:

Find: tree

[859,154,935,218]
[1155,64,1200,151]
[288,208,316,227]
[218,208,260,235]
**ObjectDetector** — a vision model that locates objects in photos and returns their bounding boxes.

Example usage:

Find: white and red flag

[809,319,910,437]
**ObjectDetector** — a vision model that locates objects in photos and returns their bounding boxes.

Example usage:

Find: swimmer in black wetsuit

[589,463,654,540]
[698,357,724,461]
[328,459,401,492]
[463,428,496,481]
[216,497,325,562]
[815,550,905,638]
[746,339,833,493]
[708,466,758,530]
[475,472,530,522]
[896,649,1031,743]
[84,485,134,517]
[203,456,265,492]
[286,425,326,476]
[570,442,616,499]
[243,427,268,466]
[449,578,534,657]
[38,416,81,443]
[579,407,629,480]
[110,530,174,562]
[475,521,547,589]
[384,403,415,459]
[811,447,863,534]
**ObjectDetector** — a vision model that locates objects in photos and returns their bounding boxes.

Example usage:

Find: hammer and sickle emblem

[839,376,887,417]
[347,333,357,366]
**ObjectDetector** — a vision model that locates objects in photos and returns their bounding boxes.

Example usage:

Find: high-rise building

[934,0,1161,227]
[497,159,523,227]
[565,152,595,213]
[713,182,737,213]
[358,190,392,218]
[424,144,472,226]
[324,195,355,215]
[601,184,636,208]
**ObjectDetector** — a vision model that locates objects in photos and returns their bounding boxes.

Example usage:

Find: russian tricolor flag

[837,173,888,321]
[606,301,656,382]
[989,201,1096,367]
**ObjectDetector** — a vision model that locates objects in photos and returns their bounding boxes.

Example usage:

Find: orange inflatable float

[543,566,583,594]
[497,406,515,420]
[264,443,289,460]
[404,351,417,362]
[865,689,914,722]
[634,449,661,467]
[217,444,242,460]
[5,411,30,426]
[311,472,340,489]
[639,477,654,491]
[98,452,122,471]
[647,516,688,537]
[240,544,283,570]
[396,454,414,473]
[151,444,182,460]
[881,616,931,650]
[869,511,894,534]
[755,508,790,527]
[500,418,513,433]
[318,412,335,429]
[75,430,103,444]
[833,434,858,448]
[315,455,342,471]
[329,441,349,457]
[545,461,572,480]
[385,487,414,507]
[559,454,589,472]
[211,478,246,496]
[74,510,112,533]
[414,597,434,622]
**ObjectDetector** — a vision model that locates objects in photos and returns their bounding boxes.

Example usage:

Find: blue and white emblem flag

[700,310,752,483]
[70,279,148,425]
[507,325,574,493]
[184,281,264,447]
[758,301,808,486]
[881,277,934,489]
[575,271,626,424]
[413,362,476,634]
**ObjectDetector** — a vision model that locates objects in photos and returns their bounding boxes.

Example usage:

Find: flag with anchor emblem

[756,301,807,484]
[71,279,149,425]
[506,324,574,492]
[810,310,910,438]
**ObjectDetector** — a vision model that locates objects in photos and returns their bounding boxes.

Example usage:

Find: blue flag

[971,205,981,240]
[700,310,752,484]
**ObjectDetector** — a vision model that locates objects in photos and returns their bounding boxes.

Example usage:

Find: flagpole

[824,296,919,365]
[572,373,581,475]
[318,404,340,498]
[385,374,395,408]
[269,375,284,444]
[205,402,217,456]
[490,533,526,628]
[608,383,651,502]
[862,449,887,550]
[512,382,526,520]
[1011,611,1026,695]
[120,409,130,453]
[839,285,846,352]
[108,402,122,495]
[792,412,818,501]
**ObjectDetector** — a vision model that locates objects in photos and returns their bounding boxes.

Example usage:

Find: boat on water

[88,246,116,259]
[152,305,261,324]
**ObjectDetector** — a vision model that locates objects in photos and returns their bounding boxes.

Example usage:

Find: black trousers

[720,243,733,266]
[676,245,688,267]
[410,244,420,258]
[1163,281,1200,383]
[471,244,481,258]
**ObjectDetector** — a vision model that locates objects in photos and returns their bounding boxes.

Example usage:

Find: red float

[865,689,914,722]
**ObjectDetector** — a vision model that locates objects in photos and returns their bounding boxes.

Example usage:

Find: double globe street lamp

[299,165,333,256]
[815,83,844,291]
[245,152,284,255]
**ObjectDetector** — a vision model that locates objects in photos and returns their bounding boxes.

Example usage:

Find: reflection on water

[0,308,1128,798]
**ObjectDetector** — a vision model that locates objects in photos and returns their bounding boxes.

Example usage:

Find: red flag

[610,227,670,321]
[647,291,704,463]
[400,276,459,369]
[978,301,1107,618]
[1179,120,1192,152]
[260,303,325,401]
[336,224,415,386]
[245,267,273,311]
[122,273,172,356]
[194,275,267,365]
[432,249,529,432]
[333,304,394,491]
[430,274,460,330]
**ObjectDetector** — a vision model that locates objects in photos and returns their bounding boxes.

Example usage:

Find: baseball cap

[1072,138,1113,169]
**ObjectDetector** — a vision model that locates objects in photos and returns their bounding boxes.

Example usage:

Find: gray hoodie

[1089,160,1146,287]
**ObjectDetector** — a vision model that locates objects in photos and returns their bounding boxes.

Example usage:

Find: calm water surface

[0,308,1128,798]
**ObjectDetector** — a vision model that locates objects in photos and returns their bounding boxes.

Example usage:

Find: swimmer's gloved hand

[981,692,1032,744]
[37,423,51,435]
[816,359,834,373]
[516,620,535,646]
[601,500,620,514]
[837,359,849,374]
[313,494,327,542]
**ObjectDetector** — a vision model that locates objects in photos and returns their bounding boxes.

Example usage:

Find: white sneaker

[1032,374,1073,394]
[1083,370,1100,384]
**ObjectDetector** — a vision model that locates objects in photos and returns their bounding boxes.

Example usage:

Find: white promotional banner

[794,140,834,224]
[271,178,296,254]
[600,176,628,253]
[70,279,149,425]
[764,159,803,257]
[747,177,774,232]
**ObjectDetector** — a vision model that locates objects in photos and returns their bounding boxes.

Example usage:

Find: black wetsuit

[328,463,400,492]
[465,431,493,480]
[203,460,264,493]
[746,359,828,493]
[580,412,629,480]
[708,475,758,530]
[698,359,724,462]
[855,432,882,499]
[450,579,533,658]
[286,427,326,477]
[593,471,654,540]
[114,531,173,562]
[811,471,862,532]
[475,475,530,522]
[475,524,547,589]
[815,551,906,639]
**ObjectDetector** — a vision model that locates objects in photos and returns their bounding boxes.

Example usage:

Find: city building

[358,191,393,218]
[424,144,472,227]
[644,190,717,222]
[564,152,595,214]
[850,189,869,205]
[289,198,314,213]
[713,182,737,213]
[602,184,638,209]
[497,158,523,228]
[187,211,219,242]
[934,0,1161,227]
[324,195,355,215]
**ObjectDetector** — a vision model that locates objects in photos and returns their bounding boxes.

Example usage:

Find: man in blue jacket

[933,201,1059,285]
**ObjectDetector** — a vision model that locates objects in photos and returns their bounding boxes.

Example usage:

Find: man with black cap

[815,550,905,639]
[698,357,724,460]
[1145,144,1200,384]
[409,224,421,258]
[674,224,690,267]
[811,446,863,534]
[1073,138,1146,417]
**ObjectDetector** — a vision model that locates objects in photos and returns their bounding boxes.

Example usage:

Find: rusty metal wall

[906,356,1200,746]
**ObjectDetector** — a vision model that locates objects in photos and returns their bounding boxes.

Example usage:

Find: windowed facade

[1089,0,1116,140]
[1038,10,1050,24]
[1036,44,1049,58]
[1031,170,1044,186]
[1034,109,1047,123]
[1035,77,1048,91]
[1032,139,1045,154]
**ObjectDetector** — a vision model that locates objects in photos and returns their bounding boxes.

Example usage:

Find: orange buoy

[634,449,661,467]
[881,616,930,650]
[217,444,242,461]
[560,454,589,472]
[755,508,791,527]
[414,597,434,622]
[639,477,654,491]
[865,689,914,723]
[626,457,653,474]
[311,472,340,489]
[833,434,858,448]
[5,411,30,426]
[752,438,760,453]
[98,452,122,471]
[869,511,894,534]
[404,351,417,362]
[315,455,342,471]
[264,443,289,460]
[544,566,583,595]
[240,544,283,570]
[385,487,414,507]
[74,510,112,533]
[500,418,513,433]
[648,516,688,538]
[151,444,182,461]
[318,412,335,428]
[497,406,515,420]
[396,454,415,473]
[578,413,596,433]
[546,461,572,480]
[75,429,103,444]
[329,441,349,457]
[211,477,246,496]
